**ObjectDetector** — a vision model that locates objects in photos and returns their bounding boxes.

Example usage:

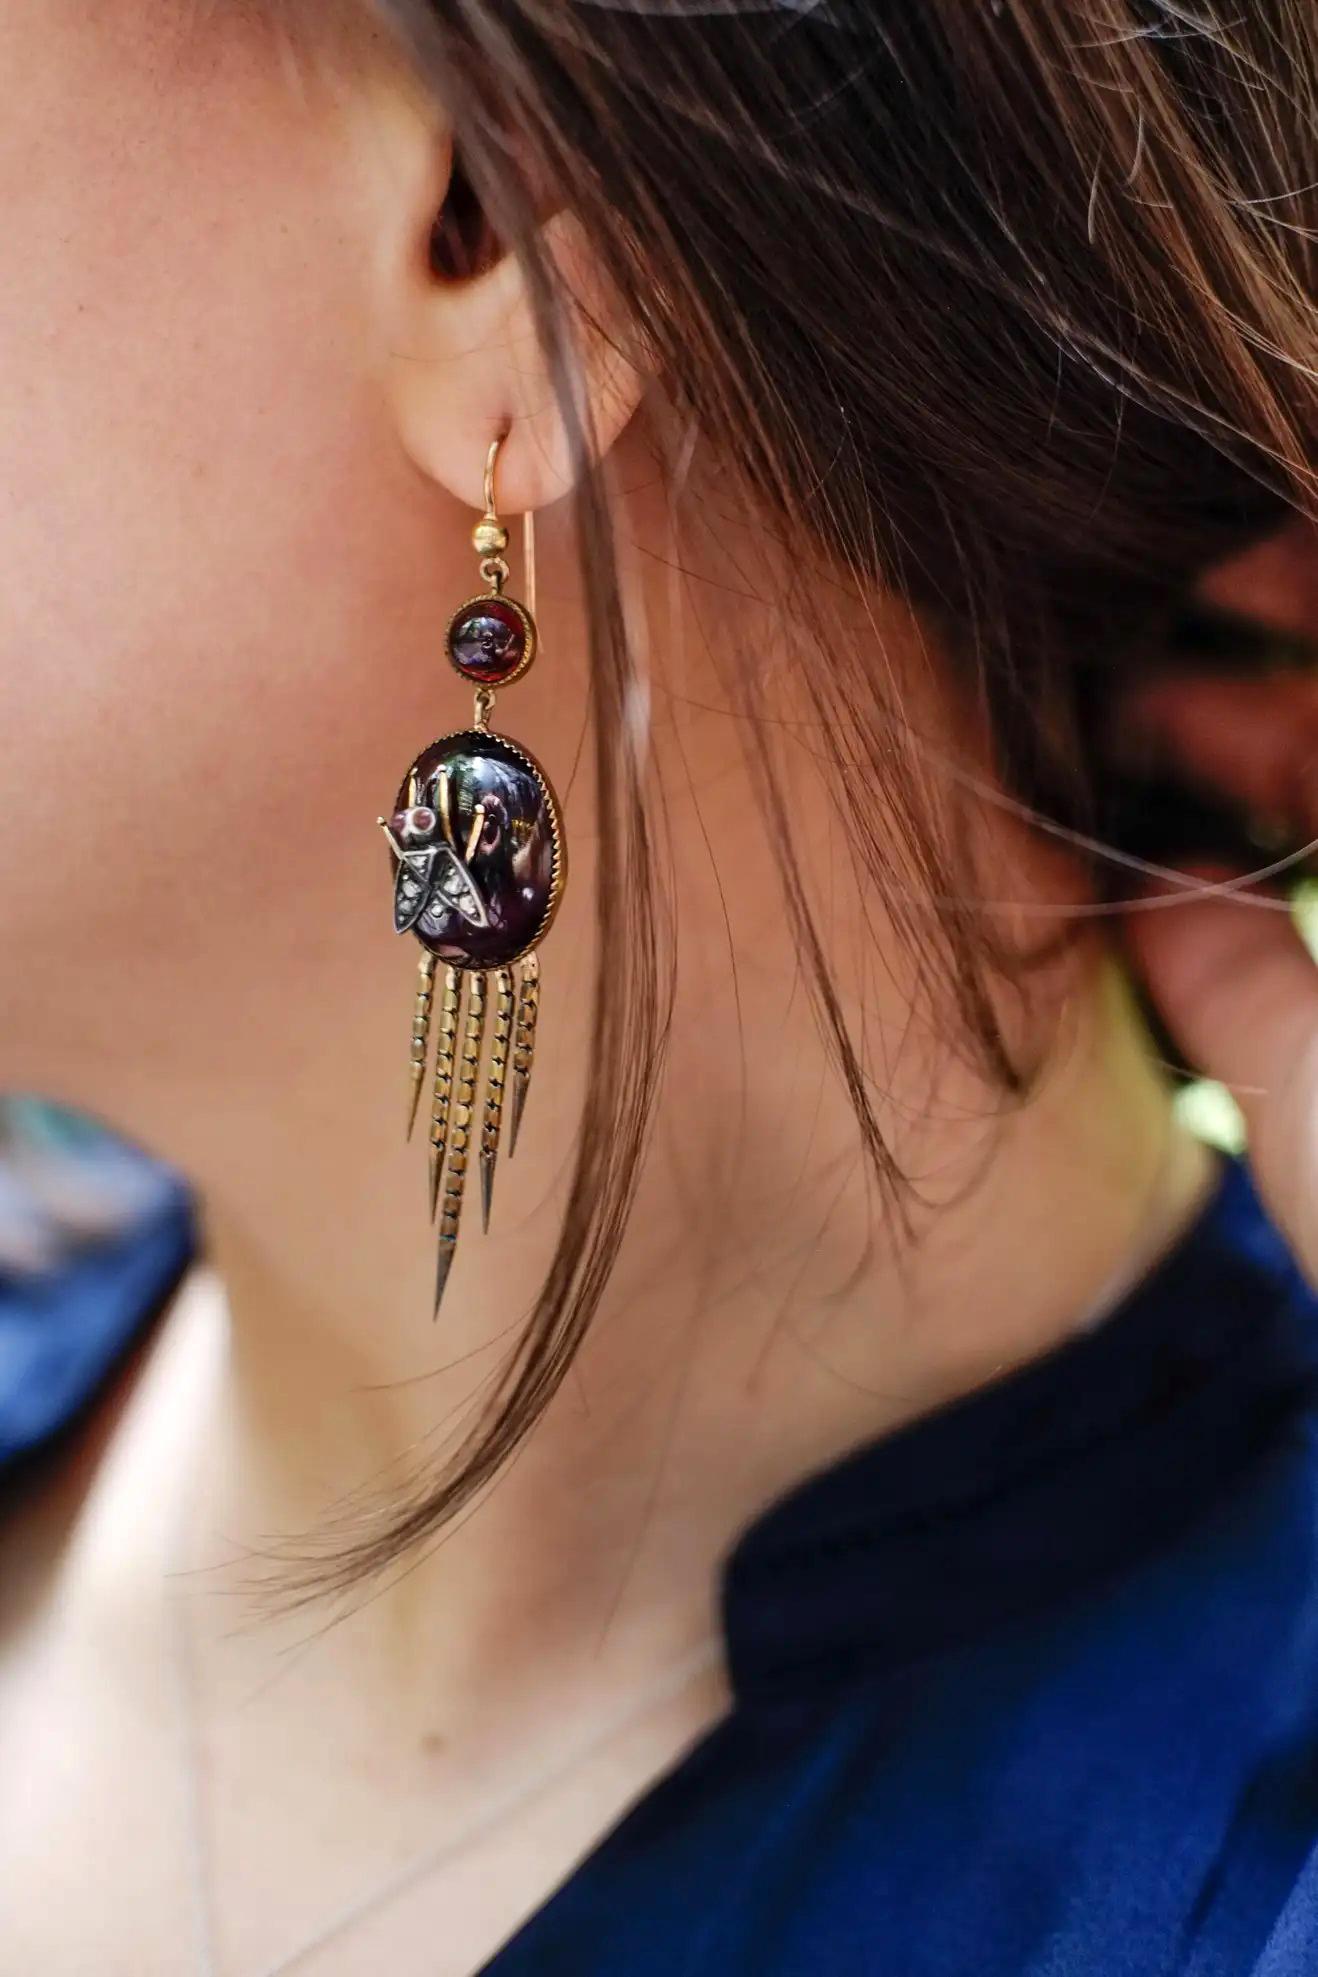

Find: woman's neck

[43,513,1215,1967]
[10,446,1219,1974]
[28,921,1210,1975]
[185,941,1210,1692]
[95,467,1215,1707]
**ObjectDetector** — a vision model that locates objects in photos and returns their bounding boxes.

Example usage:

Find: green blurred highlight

[1175,1080,1245,1154]
[1174,879,1318,1156]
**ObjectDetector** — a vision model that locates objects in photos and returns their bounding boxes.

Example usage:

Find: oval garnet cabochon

[392,731,562,968]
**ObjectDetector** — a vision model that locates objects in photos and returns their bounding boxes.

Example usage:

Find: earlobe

[389,204,652,518]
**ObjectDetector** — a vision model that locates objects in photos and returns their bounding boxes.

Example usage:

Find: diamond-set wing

[393,848,437,935]
[388,821,491,937]
[428,844,490,929]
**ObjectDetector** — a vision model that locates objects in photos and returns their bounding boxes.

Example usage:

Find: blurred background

[0,1099,193,1486]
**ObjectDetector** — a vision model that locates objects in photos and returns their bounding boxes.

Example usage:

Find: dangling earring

[379,433,566,1316]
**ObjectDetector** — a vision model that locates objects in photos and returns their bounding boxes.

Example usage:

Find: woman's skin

[0,11,1241,1975]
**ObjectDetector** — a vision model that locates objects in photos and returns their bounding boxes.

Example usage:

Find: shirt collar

[722,1158,1318,1705]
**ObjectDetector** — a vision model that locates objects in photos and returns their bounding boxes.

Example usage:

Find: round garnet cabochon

[447,596,535,686]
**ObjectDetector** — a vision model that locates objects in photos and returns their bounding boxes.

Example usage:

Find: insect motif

[379,767,490,939]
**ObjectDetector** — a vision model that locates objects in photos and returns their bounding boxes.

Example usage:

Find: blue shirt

[486,1158,1318,1974]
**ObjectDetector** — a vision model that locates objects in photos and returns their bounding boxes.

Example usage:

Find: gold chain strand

[480,969,515,1233]
[435,968,486,1317]
[508,952,540,1159]
[406,951,437,1139]
[428,966,463,1218]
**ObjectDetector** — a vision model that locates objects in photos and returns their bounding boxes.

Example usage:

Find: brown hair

[296,0,1317,1594]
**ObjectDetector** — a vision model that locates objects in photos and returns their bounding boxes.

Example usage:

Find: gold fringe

[406,951,437,1140]
[428,966,463,1217]
[508,952,541,1159]
[480,969,515,1232]
[435,969,486,1317]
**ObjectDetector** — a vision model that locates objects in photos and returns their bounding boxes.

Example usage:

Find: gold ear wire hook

[483,430,507,525]
[485,427,535,617]
[475,431,513,602]
[524,505,536,621]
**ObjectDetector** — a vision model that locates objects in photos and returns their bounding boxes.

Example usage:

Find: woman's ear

[381,114,651,515]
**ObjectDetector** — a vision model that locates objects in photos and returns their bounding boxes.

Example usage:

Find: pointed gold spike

[406,951,437,1140]
[508,953,540,1159]
[433,1238,457,1318]
[435,969,486,1319]
[428,967,463,1218]
[464,801,488,865]
[479,969,515,1232]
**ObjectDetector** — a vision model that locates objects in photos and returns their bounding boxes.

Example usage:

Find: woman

[3,4,1318,1971]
